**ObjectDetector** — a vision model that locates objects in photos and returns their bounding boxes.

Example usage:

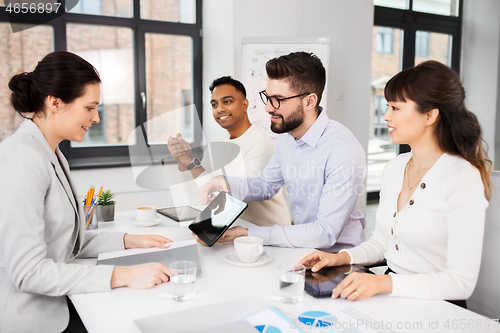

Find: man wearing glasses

[199,52,366,252]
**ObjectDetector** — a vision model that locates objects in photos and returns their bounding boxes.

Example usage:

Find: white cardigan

[345,152,488,300]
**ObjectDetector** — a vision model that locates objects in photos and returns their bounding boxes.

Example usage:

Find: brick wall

[0,0,192,146]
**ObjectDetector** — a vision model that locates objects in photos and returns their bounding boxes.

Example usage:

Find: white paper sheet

[98,240,197,261]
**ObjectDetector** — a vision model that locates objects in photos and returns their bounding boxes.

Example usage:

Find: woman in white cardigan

[0,51,173,333]
[299,60,492,307]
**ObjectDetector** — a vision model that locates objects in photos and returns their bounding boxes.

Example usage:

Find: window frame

[0,0,203,169]
[368,0,464,202]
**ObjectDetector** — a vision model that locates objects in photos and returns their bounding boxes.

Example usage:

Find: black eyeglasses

[259,90,309,109]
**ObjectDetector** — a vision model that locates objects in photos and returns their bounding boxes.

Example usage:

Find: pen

[85,189,90,206]
[97,185,103,199]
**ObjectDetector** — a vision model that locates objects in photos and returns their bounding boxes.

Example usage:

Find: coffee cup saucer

[129,215,164,227]
[224,250,272,268]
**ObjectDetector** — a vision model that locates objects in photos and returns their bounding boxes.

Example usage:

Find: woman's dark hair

[265,52,326,113]
[385,60,492,200]
[8,51,101,116]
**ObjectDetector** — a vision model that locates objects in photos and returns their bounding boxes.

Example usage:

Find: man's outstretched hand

[167,133,193,172]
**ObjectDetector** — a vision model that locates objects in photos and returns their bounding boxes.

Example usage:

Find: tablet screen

[188,192,248,247]
[158,206,201,222]
[304,265,372,298]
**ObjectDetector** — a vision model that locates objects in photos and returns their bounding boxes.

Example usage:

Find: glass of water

[170,261,196,302]
[278,263,306,304]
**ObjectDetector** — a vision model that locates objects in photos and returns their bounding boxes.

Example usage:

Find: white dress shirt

[227,109,367,251]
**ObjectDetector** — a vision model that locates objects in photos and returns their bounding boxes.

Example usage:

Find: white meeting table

[71,211,499,333]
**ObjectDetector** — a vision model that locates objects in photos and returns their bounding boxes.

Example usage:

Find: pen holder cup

[84,205,98,230]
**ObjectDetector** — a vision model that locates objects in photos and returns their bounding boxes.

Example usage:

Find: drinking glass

[278,263,306,304]
[170,261,196,302]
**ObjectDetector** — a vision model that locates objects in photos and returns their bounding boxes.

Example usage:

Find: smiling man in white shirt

[167,76,291,227]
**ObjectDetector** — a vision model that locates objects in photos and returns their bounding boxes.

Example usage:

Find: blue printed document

[288,304,398,333]
[244,307,305,333]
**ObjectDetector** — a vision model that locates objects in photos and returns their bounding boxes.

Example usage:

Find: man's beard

[270,104,305,134]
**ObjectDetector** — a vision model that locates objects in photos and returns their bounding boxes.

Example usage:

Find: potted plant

[97,189,116,222]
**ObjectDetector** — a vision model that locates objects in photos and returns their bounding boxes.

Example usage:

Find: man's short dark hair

[209,76,246,98]
[265,52,326,107]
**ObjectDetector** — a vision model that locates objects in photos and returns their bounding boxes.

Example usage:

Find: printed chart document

[134,298,305,333]
[288,301,399,333]
[97,240,201,274]
[244,306,305,333]
[134,298,269,333]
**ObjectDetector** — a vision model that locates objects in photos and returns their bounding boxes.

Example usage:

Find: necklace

[406,157,423,190]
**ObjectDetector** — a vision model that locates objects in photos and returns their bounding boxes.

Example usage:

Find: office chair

[468,170,500,319]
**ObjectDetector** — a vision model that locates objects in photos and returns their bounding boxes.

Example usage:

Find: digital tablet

[157,206,201,222]
[304,265,373,298]
[188,191,248,247]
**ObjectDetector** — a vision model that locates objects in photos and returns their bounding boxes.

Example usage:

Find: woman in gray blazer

[0,51,173,333]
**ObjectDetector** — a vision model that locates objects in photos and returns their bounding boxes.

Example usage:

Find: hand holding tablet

[189,192,248,247]
[199,176,230,205]
[304,265,372,298]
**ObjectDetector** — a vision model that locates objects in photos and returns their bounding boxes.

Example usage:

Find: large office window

[67,24,135,147]
[368,26,403,193]
[70,0,133,17]
[367,0,463,199]
[0,23,54,142]
[0,0,202,168]
[374,0,460,16]
[145,33,193,144]
[141,0,196,23]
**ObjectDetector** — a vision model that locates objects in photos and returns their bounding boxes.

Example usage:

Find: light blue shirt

[227,109,367,251]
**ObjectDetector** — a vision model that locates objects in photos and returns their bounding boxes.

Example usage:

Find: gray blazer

[0,119,125,333]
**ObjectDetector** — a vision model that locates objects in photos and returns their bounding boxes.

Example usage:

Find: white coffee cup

[234,236,264,263]
[136,206,157,222]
